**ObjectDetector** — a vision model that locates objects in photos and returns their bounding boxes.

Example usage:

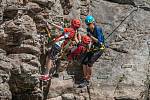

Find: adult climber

[40,19,81,81]
[79,15,105,88]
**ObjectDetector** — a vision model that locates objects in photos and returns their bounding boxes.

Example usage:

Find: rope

[45,26,53,43]
[113,74,125,95]
[45,27,51,39]
[87,85,92,100]
[105,7,138,40]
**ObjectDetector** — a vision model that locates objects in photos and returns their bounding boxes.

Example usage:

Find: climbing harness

[60,39,73,60]
[89,44,106,52]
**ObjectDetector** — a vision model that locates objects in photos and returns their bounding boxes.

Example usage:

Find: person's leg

[53,59,61,77]
[86,51,103,80]
[78,52,91,88]
[43,46,55,75]
[44,56,53,75]
[83,64,92,81]
[84,52,94,81]
[83,64,88,79]
[78,64,90,88]
[40,54,52,81]
[81,51,89,79]
[86,65,92,81]
[41,44,61,80]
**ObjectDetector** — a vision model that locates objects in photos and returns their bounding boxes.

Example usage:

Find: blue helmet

[85,15,95,25]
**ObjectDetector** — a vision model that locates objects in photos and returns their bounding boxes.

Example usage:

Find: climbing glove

[99,43,105,50]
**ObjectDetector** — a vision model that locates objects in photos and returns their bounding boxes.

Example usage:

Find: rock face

[0,0,150,100]
[0,50,12,99]
[0,2,42,99]
[90,0,150,99]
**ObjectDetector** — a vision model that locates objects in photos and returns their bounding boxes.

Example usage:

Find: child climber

[67,35,92,62]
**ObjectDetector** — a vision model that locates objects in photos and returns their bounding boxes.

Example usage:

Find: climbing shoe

[78,79,90,88]
[40,74,51,81]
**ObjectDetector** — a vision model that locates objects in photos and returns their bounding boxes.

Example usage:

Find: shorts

[48,44,61,60]
[81,50,103,67]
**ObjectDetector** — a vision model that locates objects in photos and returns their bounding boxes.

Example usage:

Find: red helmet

[64,28,75,38]
[82,35,91,44]
[71,19,81,29]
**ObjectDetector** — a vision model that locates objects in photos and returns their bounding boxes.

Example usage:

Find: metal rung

[147,41,150,45]
[97,75,109,79]
[63,75,74,80]
[121,64,133,68]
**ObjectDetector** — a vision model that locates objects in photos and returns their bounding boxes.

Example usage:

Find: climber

[78,15,105,88]
[67,35,92,62]
[40,19,81,81]
[60,19,82,54]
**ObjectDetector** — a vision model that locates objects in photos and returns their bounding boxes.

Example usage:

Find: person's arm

[51,23,63,31]
[78,33,82,43]
[74,32,78,43]
[96,27,105,44]
[87,33,98,43]
[46,21,63,31]
[53,32,69,42]
[86,28,98,43]
[74,32,81,44]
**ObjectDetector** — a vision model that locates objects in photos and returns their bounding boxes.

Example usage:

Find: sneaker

[40,74,51,81]
[78,79,90,88]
